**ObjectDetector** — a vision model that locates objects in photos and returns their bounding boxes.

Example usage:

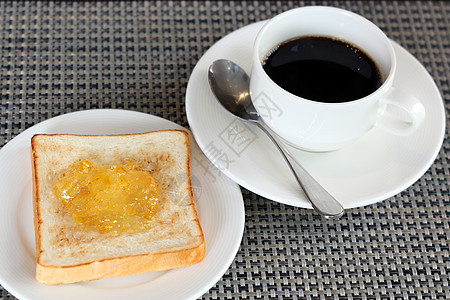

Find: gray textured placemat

[0,1,449,299]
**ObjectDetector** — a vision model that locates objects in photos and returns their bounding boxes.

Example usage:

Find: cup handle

[374,88,426,136]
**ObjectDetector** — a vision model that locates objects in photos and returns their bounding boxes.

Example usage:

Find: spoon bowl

[208,59,259,122]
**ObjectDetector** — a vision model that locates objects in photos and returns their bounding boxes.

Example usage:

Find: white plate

[0,109,245,300]
[186,21,446,209]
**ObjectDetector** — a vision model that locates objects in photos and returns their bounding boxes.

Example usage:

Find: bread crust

[31,130,205,284]
[36,243,205,285]
[31,142,42,269]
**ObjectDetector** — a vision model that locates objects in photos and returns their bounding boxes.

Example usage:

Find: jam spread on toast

[52,159,159,236]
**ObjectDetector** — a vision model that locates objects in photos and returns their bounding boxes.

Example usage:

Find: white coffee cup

[250,6,425,152]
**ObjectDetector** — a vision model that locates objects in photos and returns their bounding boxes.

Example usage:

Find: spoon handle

[256,121,344,219]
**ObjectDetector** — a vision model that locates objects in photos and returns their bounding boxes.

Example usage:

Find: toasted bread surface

[31,130,205,284]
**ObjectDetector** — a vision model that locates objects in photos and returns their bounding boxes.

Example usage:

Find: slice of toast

[31,130,205,284]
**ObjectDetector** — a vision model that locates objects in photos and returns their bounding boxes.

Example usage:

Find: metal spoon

[208,59,344,219]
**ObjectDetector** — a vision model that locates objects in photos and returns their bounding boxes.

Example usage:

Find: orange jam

[52,159,159,236]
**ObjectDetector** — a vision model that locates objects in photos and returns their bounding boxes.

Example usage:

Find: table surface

[0,1,449,299]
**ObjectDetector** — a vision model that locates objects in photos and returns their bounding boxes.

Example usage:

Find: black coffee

[262,36,383,103]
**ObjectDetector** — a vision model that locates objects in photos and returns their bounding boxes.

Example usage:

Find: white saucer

[185,21,446,209]
[0,109,245,300]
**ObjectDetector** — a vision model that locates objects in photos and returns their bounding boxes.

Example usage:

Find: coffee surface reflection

[262,36,383,103]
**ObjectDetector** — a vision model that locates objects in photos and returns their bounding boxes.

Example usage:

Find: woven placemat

[0,1,449,299]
